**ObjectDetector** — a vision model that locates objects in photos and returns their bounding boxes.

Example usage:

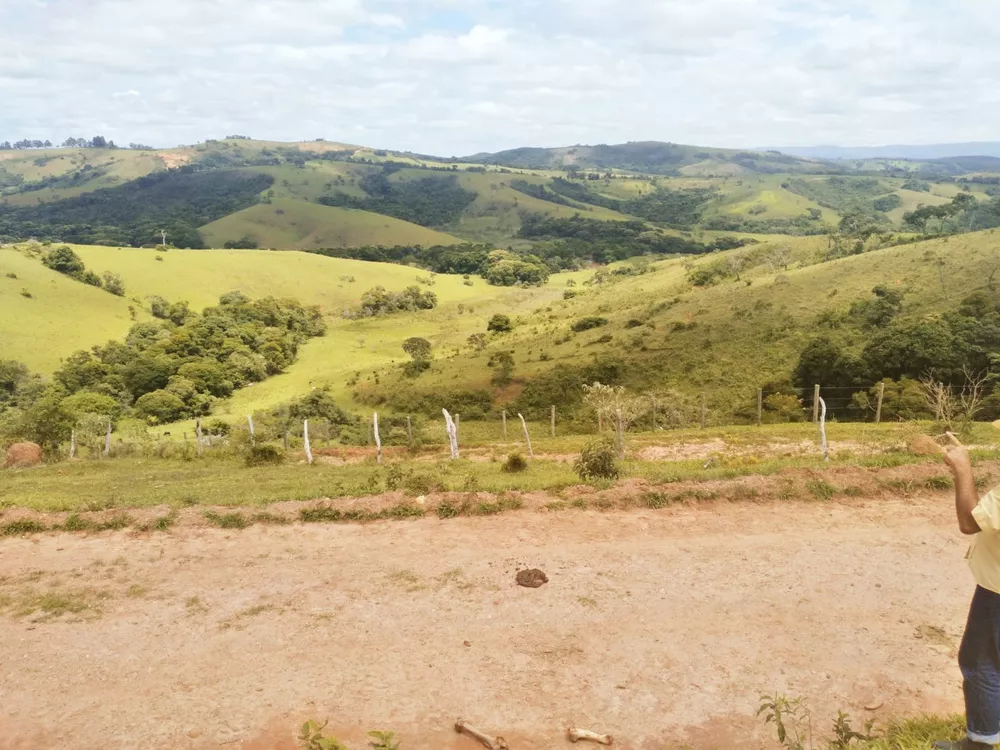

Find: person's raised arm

[944,445,981,535]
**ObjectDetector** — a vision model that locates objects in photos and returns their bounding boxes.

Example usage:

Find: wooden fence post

[196,419,204,457]
[303,420,313,464]
[551,405,556,438]
[615,408,624,459]
[818,397,829,462]
[701,393,707,429]
[247,415,255,443]
[69,429,76,459]
[283,426,289,450]
[442,409,459,459]
[502,410,507,440]
[406,416,413,449]
[518,413,534,458]
[757,388,763,427]
[651,397,657,431]
[373,412,382,465]
[875,381,885,425]
[103,419,111,457]
[812,385,821,423]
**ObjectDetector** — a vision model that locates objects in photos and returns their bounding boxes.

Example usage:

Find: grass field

[199,198,465,250]
[0,247,144,372]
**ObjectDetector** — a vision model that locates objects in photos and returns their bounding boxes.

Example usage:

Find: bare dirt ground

[0,494,973,750]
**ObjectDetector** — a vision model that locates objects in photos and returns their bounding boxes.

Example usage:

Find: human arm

[944,446,981,535]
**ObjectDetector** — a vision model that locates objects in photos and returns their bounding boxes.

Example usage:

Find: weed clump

[244,444,285,467]
[574,437,621,481]
[502,452,528,473]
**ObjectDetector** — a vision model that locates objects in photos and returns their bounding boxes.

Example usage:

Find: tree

[102,272,126,296]
[726,252,748,281]
[488,351,515,387]
[134,390,185,423]
[42,246,86,276]
[19,387,75,450]
[487,314,513,333]
[467,333,487,352]
[794,338,862,391]
[402,337,432,363]
[768,246,792,272]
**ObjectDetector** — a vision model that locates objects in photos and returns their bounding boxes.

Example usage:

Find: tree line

[0,136,123,150]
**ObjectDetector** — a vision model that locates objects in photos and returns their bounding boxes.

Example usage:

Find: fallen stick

[567,727,613,745]
[455,719,509,750]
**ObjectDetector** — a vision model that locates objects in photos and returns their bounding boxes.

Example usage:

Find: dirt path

[0,496,974,750]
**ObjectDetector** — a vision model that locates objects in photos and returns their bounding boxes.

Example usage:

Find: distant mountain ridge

[764,142,1000,160]
[462,140,836,175]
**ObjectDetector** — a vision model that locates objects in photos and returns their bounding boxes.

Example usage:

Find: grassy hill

[463,141,838,175]
[199,199,465,250]
[0,247,145,372]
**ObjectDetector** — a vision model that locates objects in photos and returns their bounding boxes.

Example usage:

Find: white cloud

[1,0,998,153]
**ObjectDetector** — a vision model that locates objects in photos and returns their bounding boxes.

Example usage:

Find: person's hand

[944,445,973,477]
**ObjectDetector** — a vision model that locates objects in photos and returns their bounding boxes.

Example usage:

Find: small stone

[516,569,548,588]
[463,640,472,647]
[864,701,884,711]
[416,496,426,506]
[187,729,201,738]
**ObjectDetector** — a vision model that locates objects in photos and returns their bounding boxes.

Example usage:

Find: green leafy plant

[758,694,811,750]
[245,444,285,467]
[502,452,528,473]
[574,437,621,481]
[299,720,347,750]
[368,730,401,749]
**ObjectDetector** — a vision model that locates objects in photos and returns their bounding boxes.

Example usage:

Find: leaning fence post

[502,410,507,440]
[818,397,829,462]
[103,419,111,457]
[69,429,76,459]
[303,419,313,464]
[651,396,657,431]
[518,413,534,458]
[373,412,382,464]
[615,408,625,459]
[875,381,885,425]
[812,385,821,423]
[551,405,556,438]
[757,388,763,427]
[196,419,204,457]
[247,414,255,444]
[406,416,413,449]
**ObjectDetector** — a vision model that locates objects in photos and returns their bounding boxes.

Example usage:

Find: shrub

[102,272,126,296]
[245,444,285,467]
[574,437,621,481]
[487,314,513,333]
[502,452,528,473]
[133,390,185,423]
[571,316,609,332]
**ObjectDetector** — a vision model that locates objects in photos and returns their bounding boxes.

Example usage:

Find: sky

[2,0,999,155]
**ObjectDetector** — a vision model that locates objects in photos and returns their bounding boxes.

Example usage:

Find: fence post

[615,408,624,459]
[283,426,289,450]
[757,389,763,427]
[518,413,534,458]
[406,416,413,449]
[103,419,111,457]
[70,429,76,459]
[502,410,507,440]
[551,405,556,438]
[651,397,657,431]
[598,411,604,433]
[303,420,313,464]
[875,381,885,425]
[812,385,821,423]
[373,412,382,465]
[818,397,829,462]
[442,409,459,459]
[701,393,707,429]
[247,415,255,444]
[196,419,204,457]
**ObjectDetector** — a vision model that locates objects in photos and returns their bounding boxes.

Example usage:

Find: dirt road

[0,495,973,749]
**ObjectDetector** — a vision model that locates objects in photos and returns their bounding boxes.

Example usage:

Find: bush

[487,314,513,333]
[574,437,621,481]
[245,444,285,467]
[133,390,185,423]
[102,272,126,296]
[571,316,609,332]
[502,452,528,473]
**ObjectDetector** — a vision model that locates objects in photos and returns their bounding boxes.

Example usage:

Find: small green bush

[571,316,609,332]
[502,452,528,473]
[245,444,285,467]
[574,437,621,481]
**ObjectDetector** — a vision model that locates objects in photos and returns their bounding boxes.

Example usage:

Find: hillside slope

[0,248,145,372]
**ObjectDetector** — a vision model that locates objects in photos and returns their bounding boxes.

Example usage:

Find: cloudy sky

[1,0,998,155]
